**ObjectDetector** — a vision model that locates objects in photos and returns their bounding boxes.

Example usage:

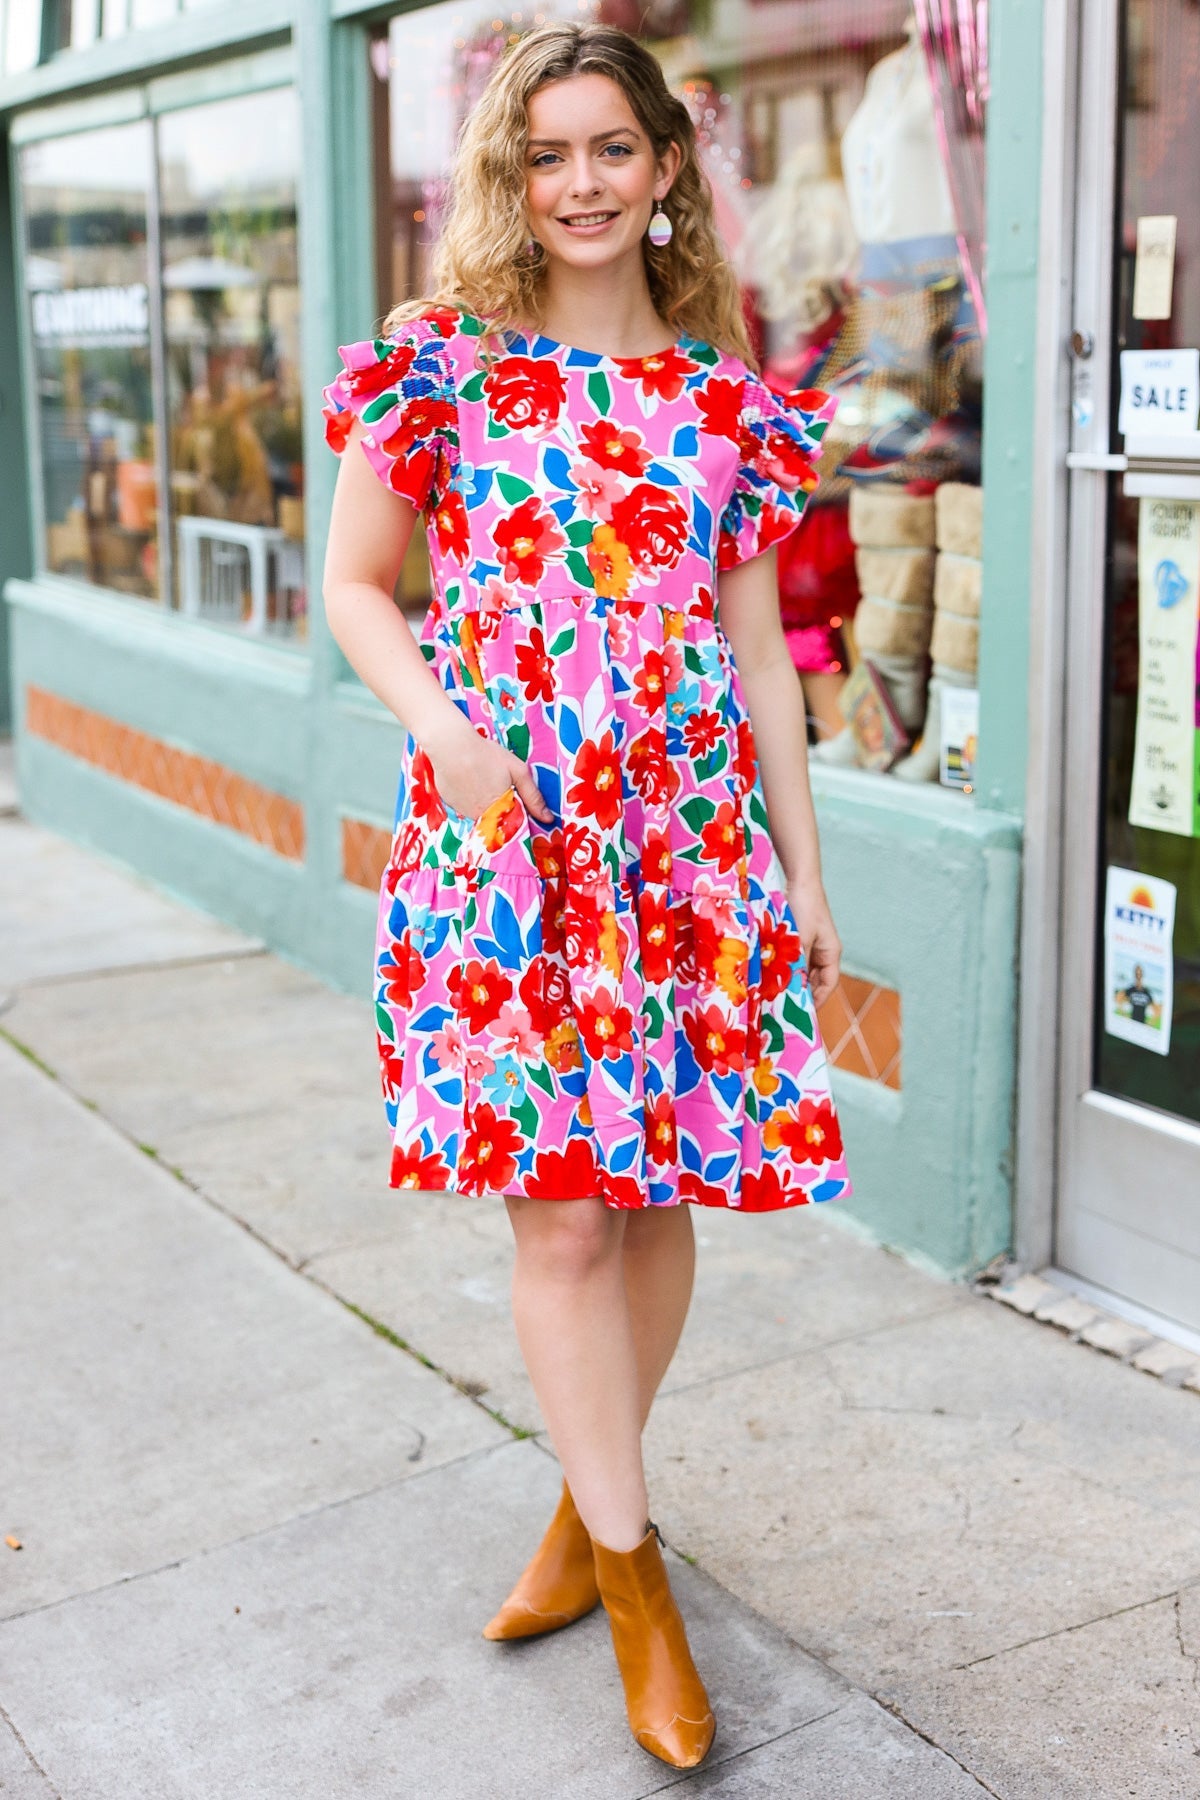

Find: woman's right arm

[322,417,551,822]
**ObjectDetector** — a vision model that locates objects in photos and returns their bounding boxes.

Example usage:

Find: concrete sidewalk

[2,809,1198,1798]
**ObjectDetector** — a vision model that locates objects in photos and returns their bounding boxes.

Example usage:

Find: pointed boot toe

[483,1481,599,1642]
[593,1525,716,1770]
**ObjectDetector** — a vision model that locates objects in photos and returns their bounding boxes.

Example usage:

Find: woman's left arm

[717,549,842,1006]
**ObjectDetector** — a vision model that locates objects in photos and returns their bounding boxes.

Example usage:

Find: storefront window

[159,88,305,636]
[373,0,986,786]
[22,121,160,600]
[17,82,306,641]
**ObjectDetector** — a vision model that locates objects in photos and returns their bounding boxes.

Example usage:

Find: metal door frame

[1019,0,1200,1321]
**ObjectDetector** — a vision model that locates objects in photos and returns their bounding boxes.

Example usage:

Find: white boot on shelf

[892,484,982,783]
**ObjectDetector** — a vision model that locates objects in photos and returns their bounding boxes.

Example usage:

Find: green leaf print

[496,470,535,505]
[486,415,510,440]
[565,549,595,590]
[694,742,729,782]
[679,795,714,833]
[688,342,720,367]
[459,372,486,403]
[586,371,612,415]
[513,1092,540,1139]
[362,392,397,424]
[809,419,828,441]
[781,992,815,1038]
[761,1012,785,1055]
[528,1062,557,1099]
[460,313,486,336]
[564,518,595,548]
[548,625,576,655]
[644,995,664,1037]
[376,1002,396,1042]
[506,721,531,760]
[682,643,705,675]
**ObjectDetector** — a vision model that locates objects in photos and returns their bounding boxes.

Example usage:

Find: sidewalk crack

[955,1576,1200,1669]
[0,1701,63,1798]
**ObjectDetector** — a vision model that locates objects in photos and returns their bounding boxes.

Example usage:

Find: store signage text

[31,283,149,346]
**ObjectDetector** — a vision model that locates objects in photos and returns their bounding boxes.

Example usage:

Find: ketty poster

[1103,868,1176,1056]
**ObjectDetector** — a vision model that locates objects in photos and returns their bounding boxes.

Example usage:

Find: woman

[321,22,850,1771]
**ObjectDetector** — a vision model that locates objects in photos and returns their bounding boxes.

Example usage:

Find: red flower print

[642,828,672,885]
[579,990,635,1061]
[633,648,670,714]
[579,418,651,475]
[493,497,566,585]
[431,488,469,561]
[638,887,672,983]
[696,376,744,441]
[572,458,624,521]
[563,888,607,969]
[347,339,416,404]
[515,626,555,703]
[761,428,819,494]
[379,930,427,1009]
[563,819,603,881]
[602,1170,650,1209]
[699,800,745,875]
[758,912,802,1000]
[673,902,696,983]
[386,819,425,881]
[421,305,461,339]
[644,1091,677,1165]
[683,1004,747,1076]
[449,957,513,1032]
[483,356,567,434]
[734,719,757,793]
[679,1169,728,1208]
[682,708,723,758]
[410,746,447,826]
[765,1098,844,1167]
[323,403,353,455]
[379,1043,404,1098]
[526,1137,601,1199]
[740,1164,804,1212]
[539,881,569,956]
[567,731,622,828]
[389,1139,451,1189]
[612,346,697,401]
[609,484,689,572]
[519,956,572,1036]
[459,1101,523,1194]
[530,830,565,882]
[625,726,677,805]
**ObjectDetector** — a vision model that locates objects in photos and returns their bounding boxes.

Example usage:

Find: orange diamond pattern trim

[342,817,392,892]
[816,974,902,1090]
[25,685,305,863]
[339,808,901,1089]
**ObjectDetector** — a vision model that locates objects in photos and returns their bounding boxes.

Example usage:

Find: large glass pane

[1093,0,1200,1124]
[374,0,985,782]
[21,121,161,600]
[158,87,306,639]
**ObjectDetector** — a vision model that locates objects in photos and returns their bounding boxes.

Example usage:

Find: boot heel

[592,1524,715,1769]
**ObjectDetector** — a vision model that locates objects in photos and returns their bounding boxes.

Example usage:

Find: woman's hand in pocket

[429,732,554,826]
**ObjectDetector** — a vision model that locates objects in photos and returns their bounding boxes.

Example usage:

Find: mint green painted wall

[0,130,31,733]
[976,0,1043,817]
[1,0,1038,1279]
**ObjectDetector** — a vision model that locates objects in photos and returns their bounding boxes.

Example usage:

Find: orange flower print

[587,523,635,601]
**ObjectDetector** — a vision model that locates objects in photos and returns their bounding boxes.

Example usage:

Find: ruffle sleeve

[321,316,459,512]
[716,373,838,570]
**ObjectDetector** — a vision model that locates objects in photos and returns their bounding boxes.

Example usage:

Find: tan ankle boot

[592,1523,715,1769]
[482,1481,600,1641]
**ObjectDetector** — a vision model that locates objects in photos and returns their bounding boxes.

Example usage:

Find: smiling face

[524,72,679,277]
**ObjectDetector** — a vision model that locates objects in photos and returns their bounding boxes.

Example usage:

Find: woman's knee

[507,1195,623,1284]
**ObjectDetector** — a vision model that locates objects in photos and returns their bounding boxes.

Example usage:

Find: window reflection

[159,87,306,638]
[22,122,161,600]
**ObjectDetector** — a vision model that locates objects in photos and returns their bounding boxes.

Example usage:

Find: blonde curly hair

[381,22,754,364]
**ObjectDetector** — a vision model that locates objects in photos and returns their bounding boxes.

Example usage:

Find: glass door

[1057,0,1200,1332]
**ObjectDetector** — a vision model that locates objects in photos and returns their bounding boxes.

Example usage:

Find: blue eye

[601,143,632,157]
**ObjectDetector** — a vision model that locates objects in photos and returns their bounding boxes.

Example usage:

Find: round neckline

[504,325,693,369]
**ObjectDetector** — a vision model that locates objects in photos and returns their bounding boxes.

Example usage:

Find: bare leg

[505,1193,648,1551]
[622,1203,695,1427]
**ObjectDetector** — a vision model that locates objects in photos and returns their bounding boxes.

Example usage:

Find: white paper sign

[939,685,979,790]
[1118,348,1200,437]
[1128,496,1200,837]
[1132,215,1177,321]
[1103,867,1176,1055]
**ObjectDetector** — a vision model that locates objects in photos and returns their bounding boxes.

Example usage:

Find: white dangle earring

[647,201,673,248]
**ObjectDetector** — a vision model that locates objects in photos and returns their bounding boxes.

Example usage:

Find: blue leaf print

[671,424,698,457]
[542,446,576,491]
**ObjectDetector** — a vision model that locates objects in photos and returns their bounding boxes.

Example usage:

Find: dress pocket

[453,783,541,886]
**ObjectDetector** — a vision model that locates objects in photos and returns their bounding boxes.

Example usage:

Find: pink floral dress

[323,308,852,1211]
